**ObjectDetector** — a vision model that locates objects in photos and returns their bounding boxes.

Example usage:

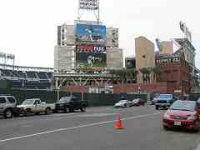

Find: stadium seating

[0,68,53,90]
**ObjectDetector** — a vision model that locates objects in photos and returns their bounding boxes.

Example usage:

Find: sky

[0,0,199,68]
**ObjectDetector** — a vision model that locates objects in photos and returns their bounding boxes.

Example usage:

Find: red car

[163,100,200,131]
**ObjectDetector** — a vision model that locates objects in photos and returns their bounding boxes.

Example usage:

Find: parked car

[132,98,145,106]
[55,96,88,113]
[114,100,132,108]
[17,98,55,115]
[163,100,200,131]
[155,94,175,110]
[0,95,18,119]
[151,94,160,105]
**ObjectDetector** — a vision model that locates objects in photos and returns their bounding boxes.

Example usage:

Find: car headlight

[187,115,197,120]
[163,113,171,119]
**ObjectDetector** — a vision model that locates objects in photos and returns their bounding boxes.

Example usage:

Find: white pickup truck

[17,98,55,115]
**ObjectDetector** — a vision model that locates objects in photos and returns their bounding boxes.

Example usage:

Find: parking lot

[0,106,200,150]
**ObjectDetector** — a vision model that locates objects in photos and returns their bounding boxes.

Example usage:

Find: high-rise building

[159,41,173,54]
[135,36,155,83]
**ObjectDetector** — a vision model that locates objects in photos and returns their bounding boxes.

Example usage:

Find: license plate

[174,121,181,126]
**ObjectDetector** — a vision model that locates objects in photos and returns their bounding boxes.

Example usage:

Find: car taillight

[187,115,197,120]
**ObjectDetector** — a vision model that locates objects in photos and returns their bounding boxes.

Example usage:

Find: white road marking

[79,113,116,117]
[0,112,160,143]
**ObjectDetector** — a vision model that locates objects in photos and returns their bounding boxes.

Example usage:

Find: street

[0,106,200,150]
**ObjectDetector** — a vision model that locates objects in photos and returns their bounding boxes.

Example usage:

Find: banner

[77,45,106,53]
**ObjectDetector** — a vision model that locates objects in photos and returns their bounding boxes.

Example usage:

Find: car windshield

[59,97,71,103]
[169,101,196,112]
[158,94,172,99]
[119,100,128,103]
[133,99,139,102]
[22,99,35,105]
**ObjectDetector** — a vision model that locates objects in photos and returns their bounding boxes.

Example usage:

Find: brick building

[155,54,192,94]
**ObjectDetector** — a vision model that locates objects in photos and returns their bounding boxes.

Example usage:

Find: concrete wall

[57,24,75,46]
[54,46,76,72]
[107,27,119,48]
[107,47,123,70]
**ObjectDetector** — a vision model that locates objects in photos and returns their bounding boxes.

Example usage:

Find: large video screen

[76,52,106,70]
[76,24,107,44]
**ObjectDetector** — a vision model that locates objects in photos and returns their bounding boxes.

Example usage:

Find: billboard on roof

[79,0,98,10]
[76,24,107,44]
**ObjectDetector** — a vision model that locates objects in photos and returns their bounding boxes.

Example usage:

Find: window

[7,97,16,103]
[0,97,6,104]
[34,100,40,105]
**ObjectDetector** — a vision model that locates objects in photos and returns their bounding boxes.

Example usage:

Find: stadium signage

[77,45,106,53]
[79,0,98,10]
[75,24,107,44]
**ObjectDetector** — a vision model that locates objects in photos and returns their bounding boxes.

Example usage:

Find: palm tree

[152,66,161,82]
[126,69,138,83]
[140,68,151,84]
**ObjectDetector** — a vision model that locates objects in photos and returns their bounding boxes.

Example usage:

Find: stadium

[0,0,199,96]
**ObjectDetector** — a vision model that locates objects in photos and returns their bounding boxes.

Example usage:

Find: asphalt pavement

[0,105,200,150]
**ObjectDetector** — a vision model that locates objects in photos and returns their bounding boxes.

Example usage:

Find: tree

[140,68,151,83]
[152,66,161,82]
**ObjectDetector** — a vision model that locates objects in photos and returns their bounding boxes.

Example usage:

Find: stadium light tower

[78,0,100,23]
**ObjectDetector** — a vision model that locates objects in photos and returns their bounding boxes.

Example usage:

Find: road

[0,106,200,150]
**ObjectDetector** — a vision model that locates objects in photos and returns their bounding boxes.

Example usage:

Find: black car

[132,98,146,106]
[55,96,88,113]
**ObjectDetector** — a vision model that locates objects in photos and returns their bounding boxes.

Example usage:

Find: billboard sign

[79,0,98,10]
[76,24,107,44]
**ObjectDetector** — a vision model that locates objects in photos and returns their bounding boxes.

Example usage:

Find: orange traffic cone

[115,114,124,130]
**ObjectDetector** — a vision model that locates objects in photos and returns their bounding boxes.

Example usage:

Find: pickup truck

[55,96,88,113]
[155,94,175,110]
[0,95,18,119]
[17,98,55,115]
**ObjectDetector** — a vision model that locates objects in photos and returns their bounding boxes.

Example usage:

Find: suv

[0,95,18,119]
[55,96,88,113]
[155,94,175,110]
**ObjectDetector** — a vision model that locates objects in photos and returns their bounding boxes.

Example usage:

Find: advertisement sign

[77,45,106,53]
[76,52,106,70]
[79,0,98,10]
[76,24,107,44]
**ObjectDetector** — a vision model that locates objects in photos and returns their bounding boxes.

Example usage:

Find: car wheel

[4,109,13,119]
[80,106,86,112]
[64,107,69,113]
[155,106,159,110]
[163,125,169,130]
[69,108,74,112]
[45,108,51,115]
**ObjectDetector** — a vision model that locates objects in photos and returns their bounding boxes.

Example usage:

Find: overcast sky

[0,0,199,68]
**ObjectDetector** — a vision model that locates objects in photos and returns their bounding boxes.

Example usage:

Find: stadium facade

[54,21,123,72]
[54,20,123,93]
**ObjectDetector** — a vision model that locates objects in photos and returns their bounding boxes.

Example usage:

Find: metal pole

[56,78,59,102]
[81,92,83,101]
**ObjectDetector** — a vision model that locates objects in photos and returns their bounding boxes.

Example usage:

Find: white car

[114,100,132,108]
[17,98,55,115]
